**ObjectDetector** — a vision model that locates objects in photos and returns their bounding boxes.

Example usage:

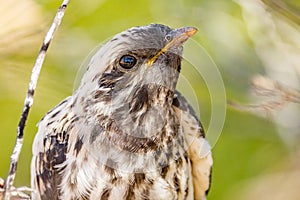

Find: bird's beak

[147,26,198,66]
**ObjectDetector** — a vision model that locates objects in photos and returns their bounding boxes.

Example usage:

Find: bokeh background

[1,0,300,199]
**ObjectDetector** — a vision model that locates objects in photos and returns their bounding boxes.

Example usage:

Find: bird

[31,24,213,200]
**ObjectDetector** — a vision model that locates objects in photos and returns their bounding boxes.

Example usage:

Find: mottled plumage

[31,24,212,200]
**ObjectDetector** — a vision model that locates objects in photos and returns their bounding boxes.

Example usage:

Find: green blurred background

[1,0,300,199]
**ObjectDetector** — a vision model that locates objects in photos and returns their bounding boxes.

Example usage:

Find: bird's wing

[172,91,213,200]
[31,97,76,200]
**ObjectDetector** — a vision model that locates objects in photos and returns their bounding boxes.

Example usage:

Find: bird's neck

[76,84,177,142]
[105,85,174,138]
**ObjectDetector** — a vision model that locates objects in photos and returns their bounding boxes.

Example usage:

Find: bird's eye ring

[165,34,172,41]
[119,55,137,69]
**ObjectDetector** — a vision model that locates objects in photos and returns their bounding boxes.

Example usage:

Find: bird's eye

[165,34,172,41]
[119,55,137,69]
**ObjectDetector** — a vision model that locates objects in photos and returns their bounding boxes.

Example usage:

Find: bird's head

[75,24,198,154]
[75,24,197,138]
[78,24,197,107]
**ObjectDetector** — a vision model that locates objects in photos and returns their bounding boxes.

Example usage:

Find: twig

[3,1,70,199]
[228,75,300,115]
[1,177,32,199]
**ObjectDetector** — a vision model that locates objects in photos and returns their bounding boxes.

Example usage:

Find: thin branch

[229,75,300,115]
[1,178,32,199]
[3,1,70,199]
[261,0,300,26]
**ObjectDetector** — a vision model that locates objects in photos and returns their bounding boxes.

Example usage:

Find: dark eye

[165,34,172,41]
[119,55,137,69]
